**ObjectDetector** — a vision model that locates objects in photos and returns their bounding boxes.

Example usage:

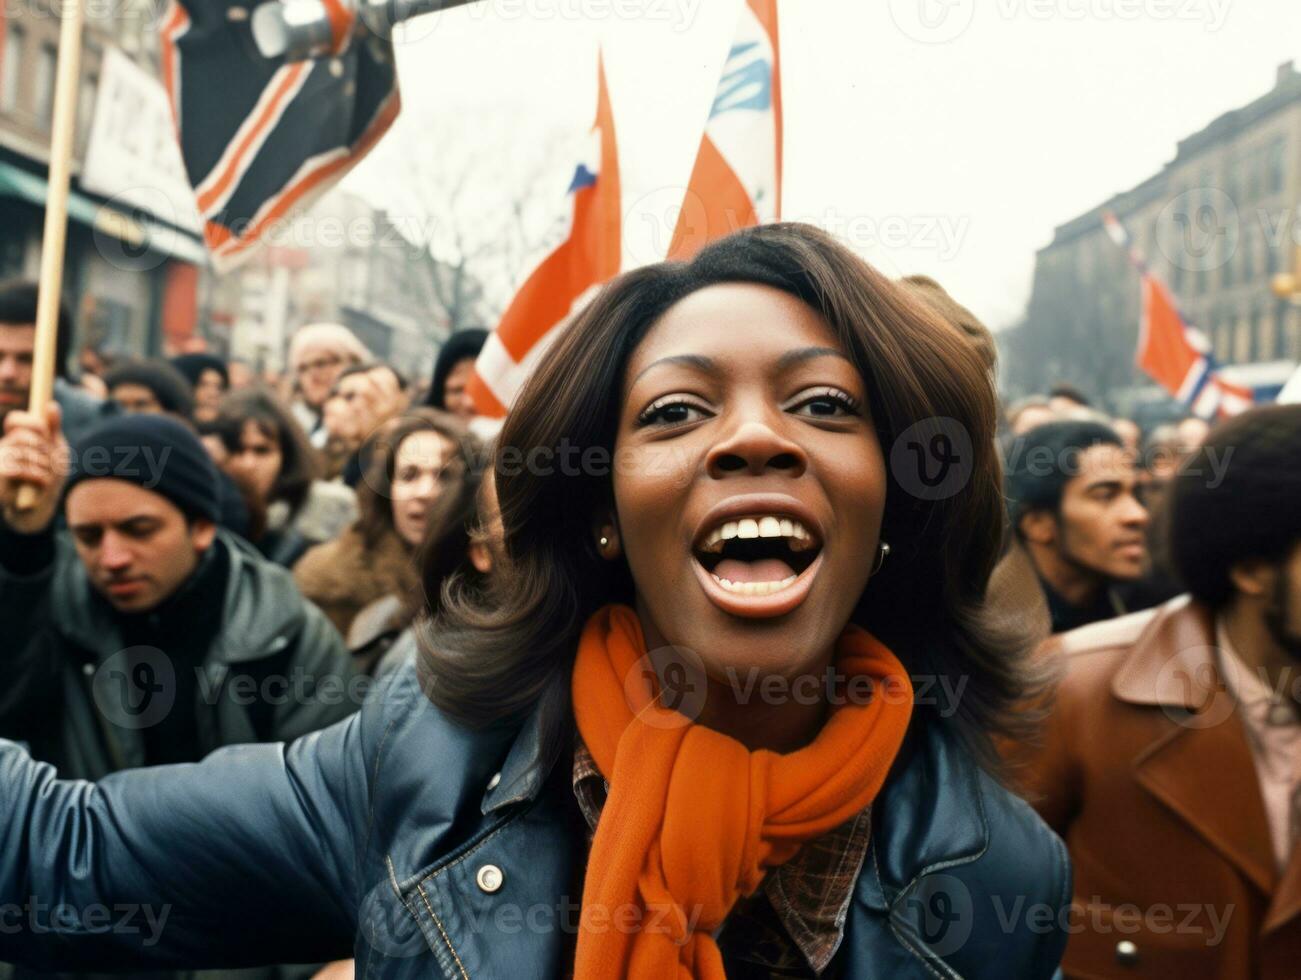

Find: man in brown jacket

[1020,404,1301,979]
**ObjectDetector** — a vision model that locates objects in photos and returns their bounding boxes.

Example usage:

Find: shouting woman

[0,225,1068,979]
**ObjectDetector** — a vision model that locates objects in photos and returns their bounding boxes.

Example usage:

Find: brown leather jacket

[1019,596,1301,979]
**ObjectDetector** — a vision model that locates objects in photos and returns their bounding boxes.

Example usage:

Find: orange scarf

[571,604,914,980]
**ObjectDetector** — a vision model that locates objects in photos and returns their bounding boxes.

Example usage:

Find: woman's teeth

[698,515,815,552]
[710,573,799,595]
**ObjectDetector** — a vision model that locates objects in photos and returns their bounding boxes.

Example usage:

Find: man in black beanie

[0,405,356,778]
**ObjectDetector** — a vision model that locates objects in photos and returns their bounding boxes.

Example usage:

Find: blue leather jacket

[0,663,1070,978]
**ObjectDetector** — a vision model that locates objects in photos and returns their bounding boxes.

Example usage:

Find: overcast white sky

[345,0,1301,330]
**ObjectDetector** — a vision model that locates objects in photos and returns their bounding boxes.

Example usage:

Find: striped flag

[159,0,399,270]
[1139,277,1253,419]
[466,54,621,418]
[1102,211,1253,419]
[667,0,781,260]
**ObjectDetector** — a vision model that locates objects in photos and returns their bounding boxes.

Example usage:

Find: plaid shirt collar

[572,736,870,975]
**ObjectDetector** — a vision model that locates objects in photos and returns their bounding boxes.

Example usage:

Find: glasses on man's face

[296,356,342,376]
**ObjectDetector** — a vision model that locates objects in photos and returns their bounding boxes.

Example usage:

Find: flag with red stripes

[668,0,781,260]
[1102,211,1253,419]
[159,0,398,270]
[1139,275,1253,419]
[466,54,621,418]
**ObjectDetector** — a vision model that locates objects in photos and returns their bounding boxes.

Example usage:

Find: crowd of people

[0,223,1297,979]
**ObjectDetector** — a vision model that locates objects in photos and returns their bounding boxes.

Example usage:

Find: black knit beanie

[66,415,221,522]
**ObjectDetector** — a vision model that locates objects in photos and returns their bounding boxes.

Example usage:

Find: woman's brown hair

[415,436,493,622]
[354,408,477,551]
[421,223,1044,770]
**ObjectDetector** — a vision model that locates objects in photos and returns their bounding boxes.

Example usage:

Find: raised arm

[0,405,68,736]
[0,711,364,972]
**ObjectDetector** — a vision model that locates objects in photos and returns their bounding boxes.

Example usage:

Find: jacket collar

[1108,598,1281,904]
[402,684,991,976]
[207,532,307,664]
[471,676,991,882]
[478,671,572,815]
[1110,595,1219,710]
[56,532,306,666]
[853,719,989,914]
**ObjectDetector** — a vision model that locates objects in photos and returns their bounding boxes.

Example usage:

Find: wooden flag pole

[15,0,85,511]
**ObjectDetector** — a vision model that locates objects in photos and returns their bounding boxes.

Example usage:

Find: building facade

[207,188,463,382]
[1004,61,1301,411]
[0,0,207,365]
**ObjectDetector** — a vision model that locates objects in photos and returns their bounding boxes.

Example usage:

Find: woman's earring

[871,541,891,575]
[598,535,610,550]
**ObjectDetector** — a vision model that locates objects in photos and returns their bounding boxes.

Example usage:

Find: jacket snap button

[1115,940,1139,965]
[476,864,504,894]
[487,771,501,791]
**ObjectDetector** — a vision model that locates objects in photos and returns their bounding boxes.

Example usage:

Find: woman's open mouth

[691,514,824,618]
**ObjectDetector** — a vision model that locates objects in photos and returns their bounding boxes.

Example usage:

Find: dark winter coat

[0,529,359,780]
[0,663,1071,978]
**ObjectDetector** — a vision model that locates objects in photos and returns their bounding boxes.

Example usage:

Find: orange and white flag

[1139,275,1253,419]
[467,54,622,418]
[668,0,782,260]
